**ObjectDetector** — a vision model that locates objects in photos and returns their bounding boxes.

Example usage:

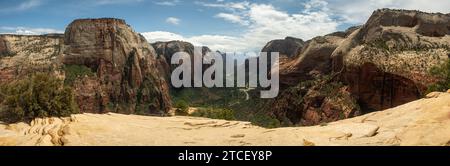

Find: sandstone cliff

[0,34,64,83]
[262,9,449,126]
[332,9,450,111]
[151,41,212,84]
[262,36,305,62]
[0,18,172,115]
[63,18,171,114]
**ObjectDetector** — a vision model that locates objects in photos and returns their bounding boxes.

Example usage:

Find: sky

[1,0,449,52]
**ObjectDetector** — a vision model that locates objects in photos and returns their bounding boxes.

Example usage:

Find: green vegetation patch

[0,73,79,123]
[249,113,281,129]
[63,65,96,85]
[190,108,236,121]
[174,100,189,115]
[427,59,450,93]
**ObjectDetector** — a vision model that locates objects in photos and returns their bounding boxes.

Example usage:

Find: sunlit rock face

[63,18,171,114]
[332,9,449,111]
[268,9,449,126]
[0,34,64,83]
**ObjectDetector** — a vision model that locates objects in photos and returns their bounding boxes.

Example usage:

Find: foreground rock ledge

[1,92,449,146]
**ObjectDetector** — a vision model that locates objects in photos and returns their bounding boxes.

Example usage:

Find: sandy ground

[1,92,449,146]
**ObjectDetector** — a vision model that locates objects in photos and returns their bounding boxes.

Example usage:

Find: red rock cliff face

[151,41,212,87]
[344,63,423,111]
[279,35,344,87]
[261,31,360,126]
[266,9,449,126]
[331,9,449,112]
[63,18,171,114]
[152,41,196,82]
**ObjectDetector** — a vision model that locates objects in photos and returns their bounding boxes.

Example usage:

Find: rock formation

[0,34,64,83]
[264,9,449,125]
[0,9,448,128]
[260,37,305,80]
[151,41,226,90]
[0,18,172,115]
[1,90,449,146]
[151,41,211,82]
[278,35,344,87]
[262,36,304,59]
[152,41,194,82]
[332,9,450,111]
[63,18,171,114]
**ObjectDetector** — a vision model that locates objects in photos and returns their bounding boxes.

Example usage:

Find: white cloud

[94,0,144,5]
[215,13,248,26]
[165,17,181,25]
[196,1,250,11]
[144,0,450,52]
[143,1,337,52]
[236,2,337,51]
[142,31,249,52]
[0,27,63,35]
[154,0,181,6]
[0,0,42,12]
[187,35,248,52]
[141,31,187,42]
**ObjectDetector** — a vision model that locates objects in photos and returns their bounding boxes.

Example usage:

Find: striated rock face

[361,9,450,39]
[267,9,449,126]
[152,41,197,63]
[343,63,422,111]
[262,37,304,58]
[63,18,171,114]
[270,79,361,126]
[152,41,195,81]
[151,41,212,86]
[279,35,344,87]
[260,37,305,78]
[261,31,361,126]
[0,18,172,115]
[0,34,64,83]
[332,9,449,112]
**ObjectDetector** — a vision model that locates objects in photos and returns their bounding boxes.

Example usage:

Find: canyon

[0,8,449,145]
[264,9,450,126]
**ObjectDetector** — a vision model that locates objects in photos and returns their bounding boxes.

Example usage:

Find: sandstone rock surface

[1,92,449,146]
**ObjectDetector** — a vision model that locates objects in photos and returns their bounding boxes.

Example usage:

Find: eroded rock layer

[0,18,172,115]
[266,9,449,126]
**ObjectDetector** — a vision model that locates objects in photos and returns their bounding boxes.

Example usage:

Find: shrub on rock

[0,73,79,123]
[427,59,450,93]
